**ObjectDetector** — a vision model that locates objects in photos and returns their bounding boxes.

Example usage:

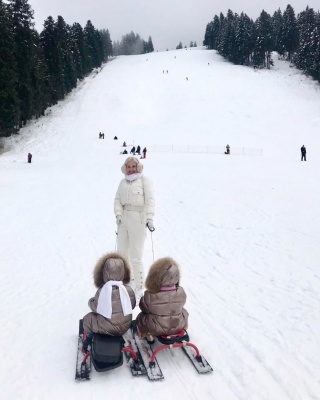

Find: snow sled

[76,319,213,381]
[127,320,213,380]
[91,334,124,372]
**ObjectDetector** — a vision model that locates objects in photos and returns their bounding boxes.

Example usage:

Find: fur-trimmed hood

[93,252,131,288]
[145,257,180,293]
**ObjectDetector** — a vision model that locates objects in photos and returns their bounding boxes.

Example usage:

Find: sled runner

[131,320,213,379]
[156,330,213,374]
[75,320,92,380]
[75,319,213,381]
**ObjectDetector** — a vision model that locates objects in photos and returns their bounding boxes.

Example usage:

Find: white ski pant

[117,210,147,291]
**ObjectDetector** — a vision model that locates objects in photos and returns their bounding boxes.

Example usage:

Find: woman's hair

[121,157,143,173]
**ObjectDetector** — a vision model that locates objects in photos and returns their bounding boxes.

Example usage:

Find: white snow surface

[1,48,320,400]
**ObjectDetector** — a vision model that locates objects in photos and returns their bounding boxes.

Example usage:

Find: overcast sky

[27,0,320,51]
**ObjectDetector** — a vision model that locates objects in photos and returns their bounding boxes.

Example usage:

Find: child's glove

[146,219,155,232]
[116,215,122,226]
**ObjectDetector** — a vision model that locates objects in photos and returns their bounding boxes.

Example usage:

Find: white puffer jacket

[114,176,155,220]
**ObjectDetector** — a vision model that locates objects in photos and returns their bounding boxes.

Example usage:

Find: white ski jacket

[114,175,155,221]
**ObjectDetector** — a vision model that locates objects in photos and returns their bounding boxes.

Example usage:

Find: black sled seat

[91,334,124,372]
[157,330,190,345]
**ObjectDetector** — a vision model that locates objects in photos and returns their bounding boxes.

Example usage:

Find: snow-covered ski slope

[1,47,320,400]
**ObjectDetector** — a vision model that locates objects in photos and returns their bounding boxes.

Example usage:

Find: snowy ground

[1,47,320,400]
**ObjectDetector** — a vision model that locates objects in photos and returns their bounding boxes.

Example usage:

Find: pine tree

[113,40,120,56]
[56,16,77,95]
[272,9,284,56]
[0,0,19,136]
[216,12,226,55]
[30,29,49,119]
[203,21,212,48]
[296,7,319,80]
[234,13,254,65]
[219,10,235,61]
[105,29,113,57]
[205,15,220,49]
[84,20,102,69]
[119,31,145,55]
[70,22,87,79]
[254,10,274,68]
[282,4,299,60]
[147,36,154,52]
[100,29,113,60]
[7,0,36,127]
[40,16,63,105]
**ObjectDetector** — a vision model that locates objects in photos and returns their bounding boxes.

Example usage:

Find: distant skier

[301,145,307,161]
[123,141,127,147]
[28,153,32,163]
[99,132,102,139]
[114,136,118,140]
[136,145,141,155]
[130,146,136,155]
[142,147,147,159]
[225,144,230,154]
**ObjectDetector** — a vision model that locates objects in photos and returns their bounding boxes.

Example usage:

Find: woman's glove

[116,215,122,226]
[146,219,155,232]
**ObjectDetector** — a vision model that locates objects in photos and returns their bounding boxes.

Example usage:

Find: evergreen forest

[0,0,153,137]
[1,1,320,137]
[203,4,320,82]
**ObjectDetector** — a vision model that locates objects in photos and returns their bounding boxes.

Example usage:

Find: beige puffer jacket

[137,257,189,336]
[114,175,155,220]
[83,252,136,335]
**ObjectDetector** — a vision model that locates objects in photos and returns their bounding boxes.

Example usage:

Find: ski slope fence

[120,145,263,156]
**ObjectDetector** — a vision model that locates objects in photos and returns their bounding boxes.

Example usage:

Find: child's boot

[146,334,155,345]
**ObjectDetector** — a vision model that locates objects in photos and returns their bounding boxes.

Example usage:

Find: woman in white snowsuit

[114,157,155,298]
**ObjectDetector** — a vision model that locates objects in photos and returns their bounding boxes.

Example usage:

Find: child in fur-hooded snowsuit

[137,257,189,337]
[83,252,136,336]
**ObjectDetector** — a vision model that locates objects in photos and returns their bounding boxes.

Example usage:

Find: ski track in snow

[1,48,320,400]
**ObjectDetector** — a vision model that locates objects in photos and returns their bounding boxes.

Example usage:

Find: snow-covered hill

[1,47,320,400]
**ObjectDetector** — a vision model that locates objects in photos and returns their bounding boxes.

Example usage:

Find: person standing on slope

[114,157,155,300]
[301,145,307,161]
[142,147,147,159]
